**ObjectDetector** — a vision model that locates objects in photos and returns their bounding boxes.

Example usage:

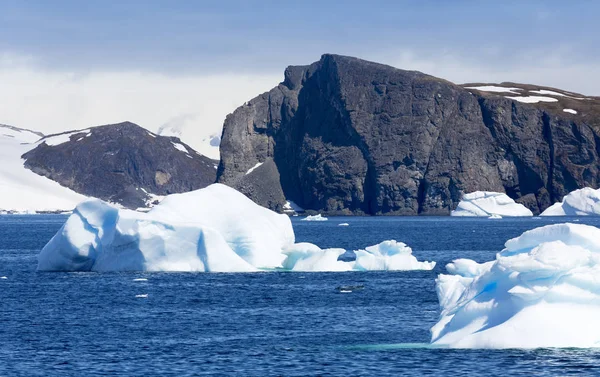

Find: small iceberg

[301,214,328,221]
[0,276,7,280]
[338,223,350,226]
[282,240,435,272]
[541,187,600,216]
[451,191,532,217]
[133,278,148,282]
[432,223,600,348]
[135,294,148,298]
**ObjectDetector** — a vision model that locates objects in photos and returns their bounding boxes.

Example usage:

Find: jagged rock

[218,54,600,215]
[23,122,217,208]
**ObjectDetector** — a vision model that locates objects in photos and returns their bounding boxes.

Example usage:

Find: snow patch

[465,86,522,94]
[563,108,578,114]
[41,130,91,146]
[505,96,559,103]
[432,223,600,348]
[171,142,188,154]
[245,162,263,175]
[452,192,533,217]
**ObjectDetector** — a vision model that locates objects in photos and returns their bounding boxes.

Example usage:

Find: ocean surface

[1,215,600,376]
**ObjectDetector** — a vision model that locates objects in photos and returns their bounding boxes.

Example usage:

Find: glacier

[431,223,600,348]
[541,187,600,216]
[38,184,435,273]
[451,191,533,217]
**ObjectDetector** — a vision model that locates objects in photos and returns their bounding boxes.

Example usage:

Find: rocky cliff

[217,54,600,215]
[23,122,217,208]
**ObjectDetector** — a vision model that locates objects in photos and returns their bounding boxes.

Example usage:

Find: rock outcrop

[23,122,217,208]
[217,54,600,215]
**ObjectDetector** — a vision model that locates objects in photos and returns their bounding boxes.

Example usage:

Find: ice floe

[301,214,328,221]
[541,187,600,216]
[432,223,600,348]
[451,192,532,217]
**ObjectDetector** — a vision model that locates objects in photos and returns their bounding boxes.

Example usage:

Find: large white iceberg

[432,223,600,348]
[301,214,328,221]
[39,184,435,273]
[281,240,435,272]
[541,187,600,216]
[38,184,294,272]
[451,191,533,217]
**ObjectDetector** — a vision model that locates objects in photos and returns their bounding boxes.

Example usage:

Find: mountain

[217,54,600,215]
[0,124,87,213]
[22,122,218,209]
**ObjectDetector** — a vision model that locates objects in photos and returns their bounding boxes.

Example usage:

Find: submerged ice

[432,223,600,348]
[38,184,434,273]
[451,191,532,217]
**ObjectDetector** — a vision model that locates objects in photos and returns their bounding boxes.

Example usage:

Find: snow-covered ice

[432,223,600,348]
[301,214,328,221]
[40,130,91,146]
[563,109,578,114]
[451,192,533,217]
[541,187,600,216]
[0,125,88,213]
[38,184,294,272]
[505,96,559,103]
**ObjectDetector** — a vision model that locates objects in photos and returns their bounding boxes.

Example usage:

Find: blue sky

[0,1,598,152]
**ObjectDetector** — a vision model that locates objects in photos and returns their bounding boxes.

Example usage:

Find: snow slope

[0,125,87,213]
[432,223,600,348]
[451,191,533,217]
[541,187,600,216]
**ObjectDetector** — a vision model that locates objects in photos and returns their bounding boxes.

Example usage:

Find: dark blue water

[1,215,600,376]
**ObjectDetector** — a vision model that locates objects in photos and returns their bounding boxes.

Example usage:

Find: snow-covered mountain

[0,124,87,213]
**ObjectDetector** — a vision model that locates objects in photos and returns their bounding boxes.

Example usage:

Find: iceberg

[432,223,600,348]
[282,243,353,272]
[38,184,294,272]
[39,185,435,273]
[541,187,600,216]
[353,240,436,271]
[281,240,435,272]
[451,191,533,217]
[301,214,328,221]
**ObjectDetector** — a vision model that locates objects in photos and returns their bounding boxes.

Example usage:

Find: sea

[1,215,600,376]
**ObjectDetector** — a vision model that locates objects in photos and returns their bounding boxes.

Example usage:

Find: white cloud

[1,49,598,161]
[0,54,280,158]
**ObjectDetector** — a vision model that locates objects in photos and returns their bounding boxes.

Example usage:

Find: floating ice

[451,191,533,217]
[37,184,294,272]
[301,214,328,221]
[135,294,148,298]
[133,278,148,282]
[0,276,7,280]
[282,243,352,272]
[354,240,436,271]
[541,187,600,216]
[338,223,350,226]
[432,223,600,348]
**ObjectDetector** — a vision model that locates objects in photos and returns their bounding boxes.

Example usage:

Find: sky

[1,0,599,157]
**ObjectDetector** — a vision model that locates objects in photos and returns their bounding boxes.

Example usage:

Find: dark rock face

[218,54,600,215]
[23,122,217,209]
